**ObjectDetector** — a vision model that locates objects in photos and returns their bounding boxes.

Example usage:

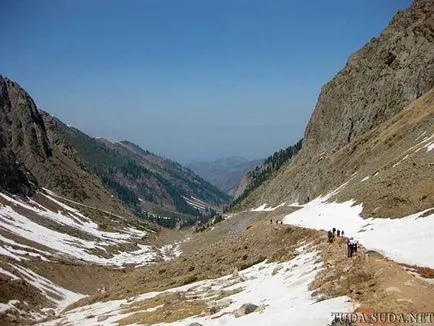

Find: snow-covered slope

[281,185,434,269]
[39,244,353,326]
[0,191,160,266]
[0,189,182,323]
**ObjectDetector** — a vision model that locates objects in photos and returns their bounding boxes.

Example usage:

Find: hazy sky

[0,0,411,163]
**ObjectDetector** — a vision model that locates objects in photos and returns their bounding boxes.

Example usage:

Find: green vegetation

[228,139,303,210]
[56,123,229,228]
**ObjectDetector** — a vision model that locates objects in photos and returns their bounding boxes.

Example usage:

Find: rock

[303,0,434,158]
[126,296,136,303]
[385,286,401,293]
[45,309,55,317]
[207,306,218,315]
[97,315,109,322]
[233,303,259,318]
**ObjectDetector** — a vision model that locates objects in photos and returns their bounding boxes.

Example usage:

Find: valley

[1,0,434,325]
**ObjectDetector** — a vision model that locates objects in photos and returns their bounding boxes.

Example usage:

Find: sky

[0,0,411,163]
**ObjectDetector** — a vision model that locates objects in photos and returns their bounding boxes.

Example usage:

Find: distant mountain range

[187,157,263,197]
[0,76,231,227]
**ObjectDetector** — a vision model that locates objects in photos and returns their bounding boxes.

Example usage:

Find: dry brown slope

[236,0,434,218]
[303,0,434,157]
[237,87,434,218]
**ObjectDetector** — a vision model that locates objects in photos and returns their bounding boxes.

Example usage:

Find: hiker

[276,220,279,224]
[354,240,358,253]
[347,238,353,257]
[332,227,336,235]
[337,230,341,237]
[327,230,334,243]
[341,230,345,237]
[270,219,273,224]
[281,220,283,225]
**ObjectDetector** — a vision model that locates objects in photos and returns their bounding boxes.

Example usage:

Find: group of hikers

[327,227,358,258]
[270,219,283,225]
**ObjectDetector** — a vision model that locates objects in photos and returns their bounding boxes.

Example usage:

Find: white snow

[0,192,158,266]
[405,133,434,155]
[10,264,85,312]
[39,246,353,326]
[392,154,409,168]
[159,242,182,261]
[251,202,286,212]
[360,176,370,182]
[0,266,19,280]
[282,192,434,268]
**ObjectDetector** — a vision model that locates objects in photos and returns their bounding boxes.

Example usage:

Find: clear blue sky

[0,0,411,163]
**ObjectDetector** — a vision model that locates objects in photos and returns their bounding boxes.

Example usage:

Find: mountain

[232,139,302,203]
[233,0,434,219]
[50,119,231,224]
[187,157,263,196]
[0,76,133,217]
[2,1,434,324]
[0,75,231,228]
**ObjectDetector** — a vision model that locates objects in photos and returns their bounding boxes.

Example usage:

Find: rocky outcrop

[0,75,134,217]
[236,0,434,218]
[303,0,434,157]
[0,76,50,194]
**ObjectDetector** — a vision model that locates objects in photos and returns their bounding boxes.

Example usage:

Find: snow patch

[251,202,286,212]
[0,192,157,266]
[40,246,353,326]
[283,192,434,268]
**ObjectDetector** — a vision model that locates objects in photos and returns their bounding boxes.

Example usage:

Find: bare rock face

[303,0,434,157]
[0,76,49,194]
[237,0,434,218]
[0,76,52,164]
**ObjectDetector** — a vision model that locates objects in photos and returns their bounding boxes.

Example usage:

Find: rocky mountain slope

[187,157,263,197]
[48,117,231,223]
[0,75,230,227]
[0,76,132,217]
[235,0,434,218]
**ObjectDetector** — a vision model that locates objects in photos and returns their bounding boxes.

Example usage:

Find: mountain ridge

[234,0,434,218]
[187,156,263,197]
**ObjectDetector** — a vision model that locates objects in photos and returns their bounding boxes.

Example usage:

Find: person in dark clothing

[332,227,336,235]
[341,230,345,237]
[270,219,273,224]
[337,230,341,237]
[327,230,334,243]
[347,239,353,257]
[354,240,358,253]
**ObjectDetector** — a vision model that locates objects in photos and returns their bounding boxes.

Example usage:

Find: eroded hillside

[235,0,434,218]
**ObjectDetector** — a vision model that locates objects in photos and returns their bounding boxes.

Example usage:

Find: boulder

[233,303,259,318]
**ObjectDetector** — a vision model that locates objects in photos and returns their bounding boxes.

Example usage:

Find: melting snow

[251,202,286,212]
[0,266,19,280]
[39,246,353,326]
[11,264,85,312]
[282,192,434,268]
[0,192,159,266]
